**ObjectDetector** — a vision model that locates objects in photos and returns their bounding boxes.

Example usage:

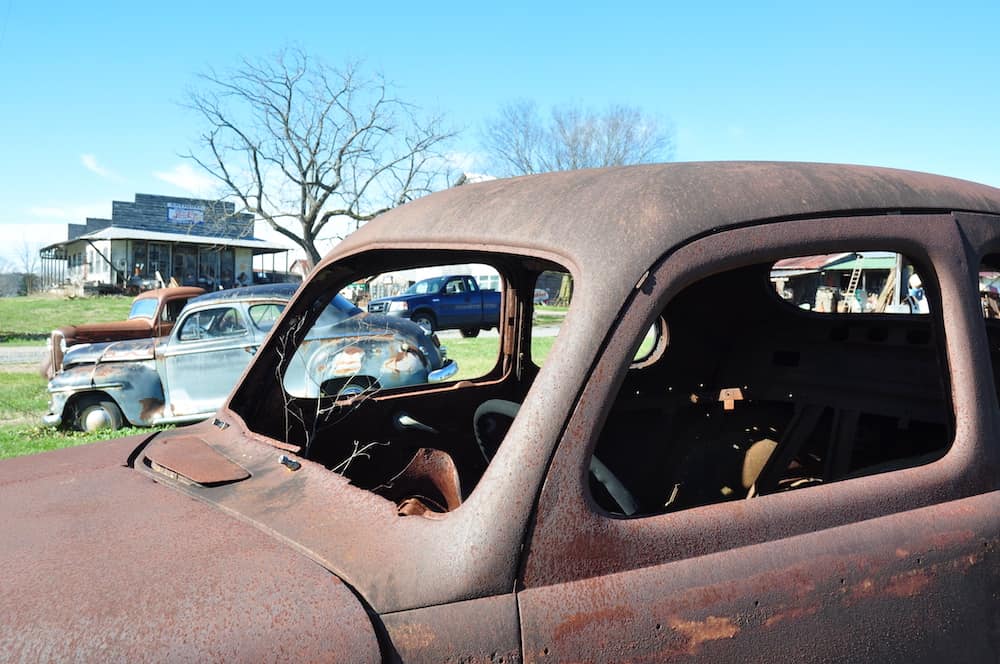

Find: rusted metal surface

[381,593,521,662]
[375,447,463,514]
[145,434,250,485]
[0,436,379,662]
[518,492,999,662]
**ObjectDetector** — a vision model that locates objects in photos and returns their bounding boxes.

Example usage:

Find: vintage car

[3,162,999,662]
[42,285,205,378]
[44,283,456,432]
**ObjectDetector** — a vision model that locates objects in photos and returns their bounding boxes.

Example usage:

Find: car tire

[412,313,435,334]
[74,396,124,433]
[460,328,480,338]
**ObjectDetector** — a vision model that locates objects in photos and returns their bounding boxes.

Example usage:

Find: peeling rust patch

[885,569,932,598]
[668,615,739,653]
[553,607,633,643]
[139,397,164,421]
[389,623,437,651]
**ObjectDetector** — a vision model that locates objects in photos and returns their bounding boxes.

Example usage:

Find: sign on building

[167,203,205,224]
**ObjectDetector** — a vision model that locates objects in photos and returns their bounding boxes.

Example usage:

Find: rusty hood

[58,318,155,345]
[0,436,381,662]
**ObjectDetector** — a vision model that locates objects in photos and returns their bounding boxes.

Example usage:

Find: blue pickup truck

[367,274,501,337]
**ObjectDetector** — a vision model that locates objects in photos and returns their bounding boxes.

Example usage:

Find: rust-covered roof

[332,162,1000,275]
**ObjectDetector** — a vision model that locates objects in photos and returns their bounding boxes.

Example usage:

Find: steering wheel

[474,399,639,516]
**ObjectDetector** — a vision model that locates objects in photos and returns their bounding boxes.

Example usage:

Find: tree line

[184,48,675,267]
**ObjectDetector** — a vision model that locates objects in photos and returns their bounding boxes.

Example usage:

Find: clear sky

[1,0,998,268]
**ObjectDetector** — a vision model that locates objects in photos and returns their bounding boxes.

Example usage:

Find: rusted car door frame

[517,213,1000,662]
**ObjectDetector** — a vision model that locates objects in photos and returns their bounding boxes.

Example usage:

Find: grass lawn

[0,294,133,340]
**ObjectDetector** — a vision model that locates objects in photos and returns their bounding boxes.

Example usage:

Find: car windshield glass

[307,294,363,334]
[403,277,446,295]
[128,298,158,320]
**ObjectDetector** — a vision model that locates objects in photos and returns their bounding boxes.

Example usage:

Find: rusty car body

[43,285,205,378]
[43,283,456,432]
[3,162,999,662]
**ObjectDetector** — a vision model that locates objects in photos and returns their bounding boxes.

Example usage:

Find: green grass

[443,333,557,382]
[532,305,569,327]
[444,337,503,380]
[0,294,133,340]
[0,367,170,459]
[0,371,48,422]
[0,424,161,460]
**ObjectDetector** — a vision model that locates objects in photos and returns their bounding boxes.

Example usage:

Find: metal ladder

[844,264,863,299]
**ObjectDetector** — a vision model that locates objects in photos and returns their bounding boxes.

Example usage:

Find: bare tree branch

[183,48,455,267]
[481,100,675,177]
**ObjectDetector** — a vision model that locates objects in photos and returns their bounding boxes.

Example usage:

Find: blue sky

[1,0,998,267]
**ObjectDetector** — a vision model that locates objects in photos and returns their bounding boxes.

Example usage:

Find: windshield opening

[128,298,158,320]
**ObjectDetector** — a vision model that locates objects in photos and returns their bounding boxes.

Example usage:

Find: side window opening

[249,303,284,333]
[531,270,570,367]
[162,299,186,323]
[589,251,951,517]
[978,254,1000,405]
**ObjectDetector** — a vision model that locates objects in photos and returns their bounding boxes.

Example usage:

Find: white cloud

[0,222,69,267]
[81,154,123,181]
[443,150,485,175]
[153,163,219,198]
[26,202,110,221]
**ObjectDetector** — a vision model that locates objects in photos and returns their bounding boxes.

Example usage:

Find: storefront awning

[41,226,290,256]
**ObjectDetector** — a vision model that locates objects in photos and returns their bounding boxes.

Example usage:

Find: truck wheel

[460,328,480,338]
[412,313,435,334]
[74,396,124,432]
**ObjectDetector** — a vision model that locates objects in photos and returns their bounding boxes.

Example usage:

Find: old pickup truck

[3,162,998,662]
[43,285,204,378]
[367,273,502,336]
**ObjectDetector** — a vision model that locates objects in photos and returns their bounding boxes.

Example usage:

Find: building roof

[771,253,854,271]
[42,226,290,255]
[825,256,899,271]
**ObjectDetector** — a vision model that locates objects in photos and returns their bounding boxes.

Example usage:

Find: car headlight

[388,300,408,312]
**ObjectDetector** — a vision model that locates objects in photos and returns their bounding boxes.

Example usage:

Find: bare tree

[482,100,674,176]
[185,48,454,267]
[14,240,41,294]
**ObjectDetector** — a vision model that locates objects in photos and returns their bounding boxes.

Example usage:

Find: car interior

[231,249,956,519]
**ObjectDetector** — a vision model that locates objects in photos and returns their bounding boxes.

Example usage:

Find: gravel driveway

[0,345,46,367]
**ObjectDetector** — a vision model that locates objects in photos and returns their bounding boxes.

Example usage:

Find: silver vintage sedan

[44,283,456,431]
